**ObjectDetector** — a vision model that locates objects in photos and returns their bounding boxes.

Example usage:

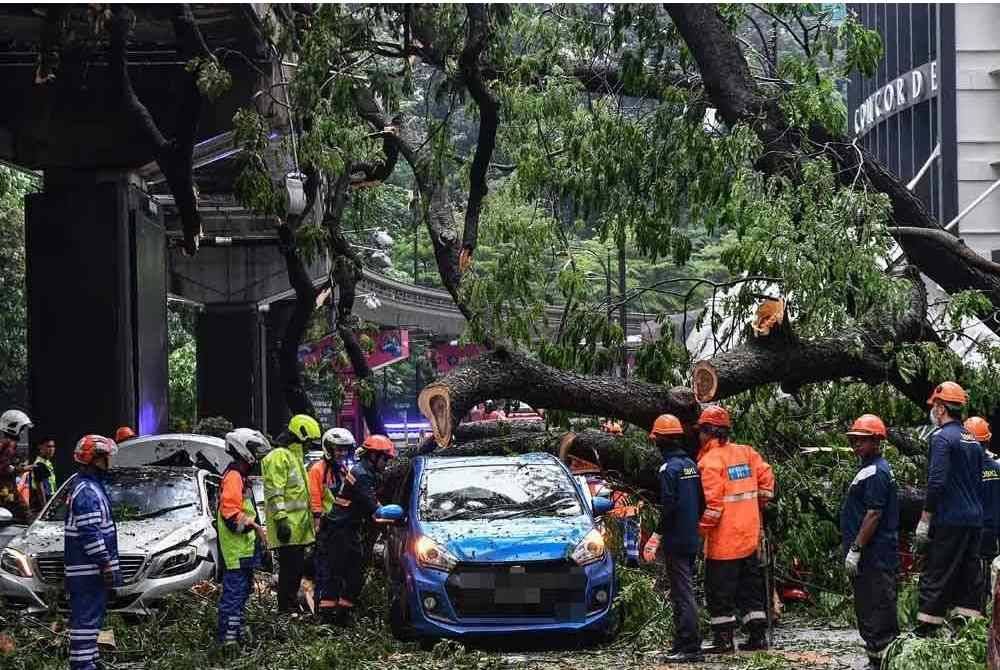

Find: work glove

[844,546,862,578]
[914,517,930,548]
[642,533,661,563]
[276,517,292,544]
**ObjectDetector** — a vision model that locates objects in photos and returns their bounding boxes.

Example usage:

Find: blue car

[378,452,618,643]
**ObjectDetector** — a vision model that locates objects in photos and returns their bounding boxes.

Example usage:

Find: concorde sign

[853,60,938,135]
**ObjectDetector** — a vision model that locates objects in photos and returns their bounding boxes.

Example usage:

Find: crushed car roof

[422,452,561,469]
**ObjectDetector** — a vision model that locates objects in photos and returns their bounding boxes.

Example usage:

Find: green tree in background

[0,167,35,410]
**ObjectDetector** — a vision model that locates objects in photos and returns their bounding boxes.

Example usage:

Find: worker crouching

[696,405,774,653]
[323,434,396,626]
[216,429,269,652]
[841,414,900,668]
[642,414,704,663]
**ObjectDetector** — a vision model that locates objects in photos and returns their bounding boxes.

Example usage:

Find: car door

[201,472,222,578]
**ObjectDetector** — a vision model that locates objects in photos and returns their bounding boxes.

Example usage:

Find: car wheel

[388,581,415,641]
[594,604,621,645]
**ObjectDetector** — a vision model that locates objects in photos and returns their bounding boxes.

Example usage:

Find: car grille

[445,560,588,620]
[35,554,147,585]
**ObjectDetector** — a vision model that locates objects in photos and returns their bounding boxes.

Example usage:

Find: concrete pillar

[196,303,262,428]
[25,171,168,479]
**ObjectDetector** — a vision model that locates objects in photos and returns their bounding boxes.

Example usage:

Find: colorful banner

[429,342,484,374]
[299,329,409,371]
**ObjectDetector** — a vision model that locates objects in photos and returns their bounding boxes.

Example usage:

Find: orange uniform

[697,439,774,560]
[220,469,255,530]
[308,460,333,516]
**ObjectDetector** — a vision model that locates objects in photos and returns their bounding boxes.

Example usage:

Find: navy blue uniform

[657,448,704,655]
[324,459,381,607]
[841,455,899,664]
[980,451,1000,558]
[918,421,986,626]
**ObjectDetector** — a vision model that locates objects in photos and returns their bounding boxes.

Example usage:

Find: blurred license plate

[493,586,541,604]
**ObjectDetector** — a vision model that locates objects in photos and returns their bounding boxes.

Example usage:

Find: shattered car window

[419,464,582,521]
[43,469,202,523]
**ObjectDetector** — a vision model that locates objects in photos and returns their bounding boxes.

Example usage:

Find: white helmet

[225,428,270,466]
[322,428,356,456]
[1,409,32,439]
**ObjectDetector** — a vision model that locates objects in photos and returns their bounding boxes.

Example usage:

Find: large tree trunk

[277,224,317,418]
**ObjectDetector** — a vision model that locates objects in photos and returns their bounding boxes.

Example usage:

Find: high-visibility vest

[697,439,775,560]
[261,443,315,548]
[216,468,258,570]
[32,456,56,496]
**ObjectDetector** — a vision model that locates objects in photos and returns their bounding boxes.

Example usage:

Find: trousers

[276,544,306,613]
[918,525,984,625]
[326,523,365,605]
[852,564,898,663]
[218,565,253,643]
[665,553,701,653]
[68,577,107,670]
[315,519,337,608]
[705,555,766,632]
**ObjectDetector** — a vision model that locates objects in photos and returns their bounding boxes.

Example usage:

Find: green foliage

[194,416,234,440]
[167,305,197,432]
[838,14,885,78]
[0,166,33,408]
[884,617,988,670]
[185,57,233,100]
[232,108,283,216]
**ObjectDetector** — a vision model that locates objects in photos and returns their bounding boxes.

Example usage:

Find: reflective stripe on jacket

[697,439,775,560]
[64,474,120,583]
[217,468,258,570]
[261,443,315,548]
[308,459,343,516]
[925,421,984,527]
[326,460,381,527]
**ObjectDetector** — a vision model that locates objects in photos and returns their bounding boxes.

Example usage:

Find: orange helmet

[697,405,731,429]
[74,434,118,465]
[964,416,992,442]
[927,381,967,406]
[362,434,396,459]
[649,414,684,439]
[115,426,136,443]
[845,414,887,439]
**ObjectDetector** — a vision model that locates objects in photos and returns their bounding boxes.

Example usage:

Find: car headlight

[571,529,606,566]
[149,545,199,579]
[0,548,33,578]
[414,535,458,572]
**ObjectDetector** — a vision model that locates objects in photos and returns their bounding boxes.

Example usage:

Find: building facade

[848,3,1000,260]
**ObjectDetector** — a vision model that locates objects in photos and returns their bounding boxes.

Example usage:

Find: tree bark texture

[277,224,317,418]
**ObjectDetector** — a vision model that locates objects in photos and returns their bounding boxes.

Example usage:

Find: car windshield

[42,469,202,523]
[419,463,582,521]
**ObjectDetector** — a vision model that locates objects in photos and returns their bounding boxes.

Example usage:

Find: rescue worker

[642,414,704,663]
[696,405,775,653]
[27,439,57,517]
[964,416,999,608]
[324,434,396,625]
[915,382,985,634]
[114,426,136,443]
[309,427,355,622]
[0,409,31,520]
[261,414,319,613]
[65,435,120,670]
[217,429,269,651]
[841,414,900,669]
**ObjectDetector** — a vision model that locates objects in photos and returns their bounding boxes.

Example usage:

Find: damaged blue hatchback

[377,452,618,644]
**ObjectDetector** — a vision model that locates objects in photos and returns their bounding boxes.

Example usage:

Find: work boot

[742,629,769,651]
[659,649,705,663]
[701,629,734,654]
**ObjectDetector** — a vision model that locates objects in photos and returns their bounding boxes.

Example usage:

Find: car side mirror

[376,504,405,523]
[592,496,614,516]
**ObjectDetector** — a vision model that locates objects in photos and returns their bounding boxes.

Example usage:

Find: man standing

[916,381,984,634]
[696,405,775,653]
[642,414,704,663]
[27,439,57,518]
[261,414,319,613]
[842,414,900,668]
[0,409,32,520]
[324,434,396,625]
[65,435,120,670]
[310,427,355,622]
[964,416,999,607]
[217,429,268,653]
